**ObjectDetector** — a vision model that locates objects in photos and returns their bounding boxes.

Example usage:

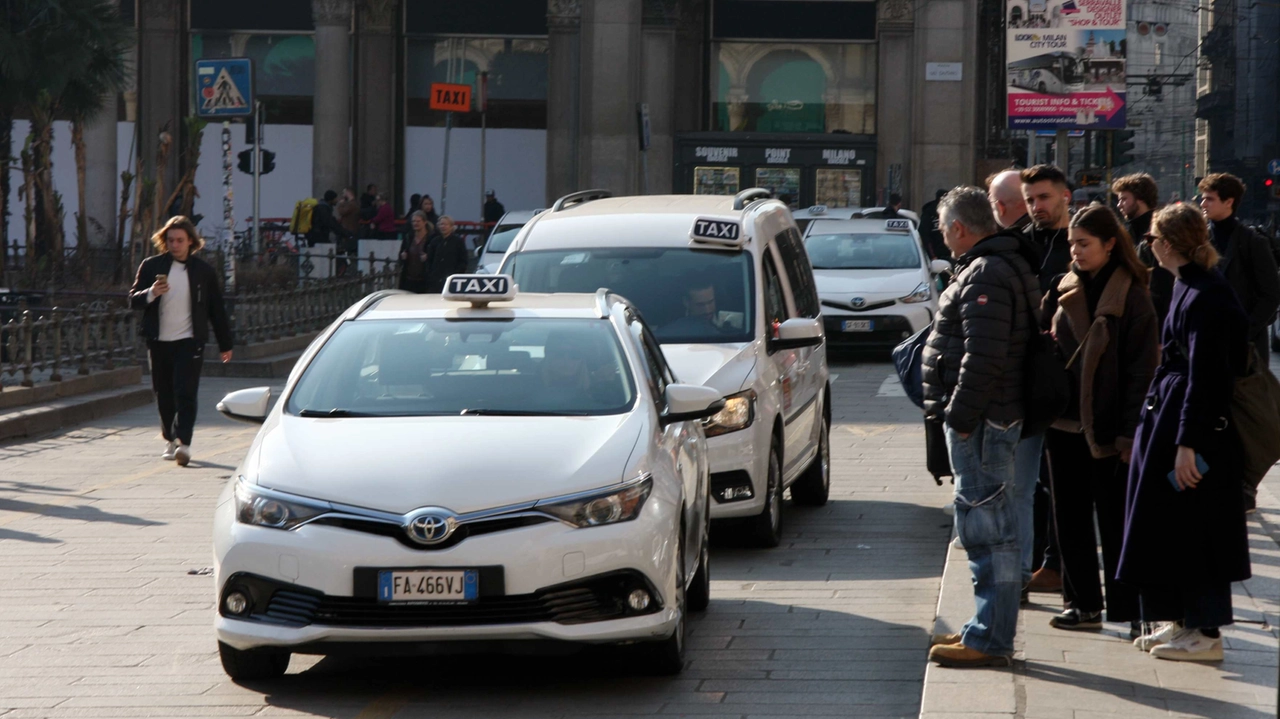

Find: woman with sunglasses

[1119,204,1251,662]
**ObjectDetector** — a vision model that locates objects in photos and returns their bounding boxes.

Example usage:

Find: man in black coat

[307,190,352,249]
[1199,172,1280,364]
[483,189,506,224]
[129,216,233,466]
[1113,173,1172,325]
[1020,165,1074,293]
[920,189,948,260]
[923,187,1041,669]
[425,216,470,293]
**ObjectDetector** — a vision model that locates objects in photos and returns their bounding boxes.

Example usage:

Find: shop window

[815,168,863,209]
[694,167,741,196]
[406,37,547,129]
[712,42,875,134]
[755,168,800,208]
[191,33,317,125]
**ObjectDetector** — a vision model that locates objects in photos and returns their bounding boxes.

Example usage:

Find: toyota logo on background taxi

[405,509,458,545]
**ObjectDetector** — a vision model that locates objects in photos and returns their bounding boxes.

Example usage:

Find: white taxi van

[498,189,831,548]
[212,276,722,679]
[800,206,951,350]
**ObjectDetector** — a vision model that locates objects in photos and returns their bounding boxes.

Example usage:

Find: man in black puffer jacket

[923,187,1042,669]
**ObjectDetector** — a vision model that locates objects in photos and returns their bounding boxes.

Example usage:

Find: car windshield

[484,224,524,254]
[287,318,636,417]
[506,248,754,344]
[805,233,921,270]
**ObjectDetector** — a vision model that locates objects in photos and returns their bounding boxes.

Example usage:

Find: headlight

[536,476,653,528]
[703,389,755,437]
[234,479,331,530]
[900,281,932,304]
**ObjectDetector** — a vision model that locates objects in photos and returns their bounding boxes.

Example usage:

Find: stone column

[311,0,352,198]
[82,92,118,248]
[546,0,582,203]
[876,0,915,205]
[641,1,679,194]
[910,0,978,203]
[137,0,182,197]
[354,0,396,206]
[671,0,705,136]
[579,0,643,194]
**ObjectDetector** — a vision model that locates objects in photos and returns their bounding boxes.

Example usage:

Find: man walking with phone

[129,216,234,466]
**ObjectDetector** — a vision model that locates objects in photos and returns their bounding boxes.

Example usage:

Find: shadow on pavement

[0,526,62,544]
[1023,661,1275,719]
[0,497,164,528]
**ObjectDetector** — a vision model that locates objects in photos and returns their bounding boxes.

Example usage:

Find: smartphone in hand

[1167,453,1209,491]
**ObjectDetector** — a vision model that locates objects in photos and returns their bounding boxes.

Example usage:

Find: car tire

[790,416,830,507]
[218,641,290,681]
[688,495,712,612]
[743,442,784,548]
[638,530,687,675]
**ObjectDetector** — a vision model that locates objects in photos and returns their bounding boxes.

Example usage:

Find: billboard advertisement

[1006,0,1127,130]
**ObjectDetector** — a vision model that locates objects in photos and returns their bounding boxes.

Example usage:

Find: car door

[629,313,705,579]
[770,230,823,476]
[761,247,807,474]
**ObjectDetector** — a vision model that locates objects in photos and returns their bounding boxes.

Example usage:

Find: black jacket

[1212,217,1280,346]
[307,201,350,245]
[1131,211,1174,326]
[922,231,1042,434]
[483,199,506,224]
[128,253,234,352]
[1023,223,1072,294]
[425,232,470,293]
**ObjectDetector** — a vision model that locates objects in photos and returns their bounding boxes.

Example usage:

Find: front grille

[230,571,658,628]
[822,299,896,313]
[309,513,556,550]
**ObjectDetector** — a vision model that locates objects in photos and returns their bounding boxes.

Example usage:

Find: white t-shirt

[147,260,194,341]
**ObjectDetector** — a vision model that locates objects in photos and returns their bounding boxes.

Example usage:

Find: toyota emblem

[405,509,457,545]
[850,297,866,309]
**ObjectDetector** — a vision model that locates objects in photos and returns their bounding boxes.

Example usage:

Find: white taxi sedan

[212,276,721,680]
[801,210,950,350]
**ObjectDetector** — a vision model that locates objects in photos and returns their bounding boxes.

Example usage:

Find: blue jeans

[946,419,1023,657]
[1014,433,1044,586]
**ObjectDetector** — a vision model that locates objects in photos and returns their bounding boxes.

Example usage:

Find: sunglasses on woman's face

[1143,233,1160,243]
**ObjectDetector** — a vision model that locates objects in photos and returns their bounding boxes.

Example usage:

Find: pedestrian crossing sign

[195,59,253,117]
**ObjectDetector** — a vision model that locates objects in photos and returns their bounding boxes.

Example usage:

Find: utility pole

[252,100,262,255]
[1105,130,1114,205]
[1056,129,1070,177]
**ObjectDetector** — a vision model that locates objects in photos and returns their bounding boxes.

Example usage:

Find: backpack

[290,198,318,235]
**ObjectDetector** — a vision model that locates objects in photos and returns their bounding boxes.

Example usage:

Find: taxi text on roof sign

[885,219,912,232]
[443,274,516,304]
[689,217,744,248]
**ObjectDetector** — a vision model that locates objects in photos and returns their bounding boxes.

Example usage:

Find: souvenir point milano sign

[1006,0,1127,130]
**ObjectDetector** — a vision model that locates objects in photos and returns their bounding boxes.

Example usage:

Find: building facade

[10,0,993,248]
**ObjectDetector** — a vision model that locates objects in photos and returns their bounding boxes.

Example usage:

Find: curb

[0,383,153,442]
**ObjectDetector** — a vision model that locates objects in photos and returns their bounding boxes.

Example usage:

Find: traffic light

[1113,130,1136,167]
[236,148,276,175]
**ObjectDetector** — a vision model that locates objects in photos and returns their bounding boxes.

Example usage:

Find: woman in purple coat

[1119,204,1251,662]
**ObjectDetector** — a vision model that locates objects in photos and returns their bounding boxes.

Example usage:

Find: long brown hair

[1069,204,1149,286]
[1152,203,1219,269]
[150,215,205,254]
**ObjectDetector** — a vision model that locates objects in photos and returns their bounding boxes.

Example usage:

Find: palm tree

[0,0,132,265]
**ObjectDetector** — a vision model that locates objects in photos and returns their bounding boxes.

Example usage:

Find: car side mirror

[217,387,272,424]
[661,384,726,425]
[770,317,824,350]
[930,259,952,275]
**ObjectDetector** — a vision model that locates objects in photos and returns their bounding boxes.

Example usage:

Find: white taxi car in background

[212,276,721,680]
[499,189,831,549]
[801,206,950,351]
[477,209,544,274]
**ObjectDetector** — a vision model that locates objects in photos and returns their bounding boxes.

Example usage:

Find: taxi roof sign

[690,217,745,248]
[885,219,912,232]
[807,205,828,215]
[443,274,516,306]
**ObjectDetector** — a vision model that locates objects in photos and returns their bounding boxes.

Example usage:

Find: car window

[287,318,636,417]
[484,224,524,254]
[774,227,820,318]
[629,318,671,410]
[804,232,922,270]
[762,253,788,337]
[507,248,755,344]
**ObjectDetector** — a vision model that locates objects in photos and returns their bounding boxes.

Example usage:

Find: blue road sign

[195,59,253,117]
[1268,159,1280,175]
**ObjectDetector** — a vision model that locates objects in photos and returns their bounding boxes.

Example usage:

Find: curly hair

[1111,173,1159,210]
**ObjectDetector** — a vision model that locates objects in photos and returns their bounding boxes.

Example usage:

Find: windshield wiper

[298,408,374,418]
[458,408,585,417]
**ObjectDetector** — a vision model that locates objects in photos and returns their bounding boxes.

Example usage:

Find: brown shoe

[1026,567,1062,593]
[928,643,1012,668]
[930,632,962,646]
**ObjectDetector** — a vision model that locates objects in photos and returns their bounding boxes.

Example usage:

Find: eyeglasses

[1143,233,1159,243]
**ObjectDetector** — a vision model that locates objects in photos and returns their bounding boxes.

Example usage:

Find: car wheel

[791,416,831,506]
[688,495,711,612]
[743,442,784,548]
[218,641,289,681]
[638,530,687,675]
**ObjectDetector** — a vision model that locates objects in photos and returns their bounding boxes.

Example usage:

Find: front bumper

[213,494,679,651]
[705,413,770,520]
[822,304,933,349]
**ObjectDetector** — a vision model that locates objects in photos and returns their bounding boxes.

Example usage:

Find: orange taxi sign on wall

[429,83,472,112]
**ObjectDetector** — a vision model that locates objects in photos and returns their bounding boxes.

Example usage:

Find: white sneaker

[175,444,191,467]
[1150,628,1223,662]
[1133,621,1180,651]
[161,441,178,461]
